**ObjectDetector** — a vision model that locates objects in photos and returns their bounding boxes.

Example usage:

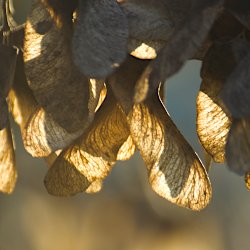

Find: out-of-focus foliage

[0,0,250,211]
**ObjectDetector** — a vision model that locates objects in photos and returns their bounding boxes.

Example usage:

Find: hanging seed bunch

[0,0,249,211]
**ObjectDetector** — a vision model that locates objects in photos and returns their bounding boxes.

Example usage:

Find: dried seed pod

[197,80,231,163]
[128,95,211,211]
[197,42,237,163]
[0,124,17,194]
[135,0,223,102]
[44,90,133,196]
[24,0,90,133]
[72,0,128,78]
[226,118,250,175]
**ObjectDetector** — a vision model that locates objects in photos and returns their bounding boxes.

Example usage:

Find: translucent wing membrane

[24,0,90,133]
[44,90,133,196]
[0,124,17,194]
[128,96,211,210]
[197,80,231,163]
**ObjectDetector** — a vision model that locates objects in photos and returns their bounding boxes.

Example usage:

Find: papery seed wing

[24,0,90,133]
[117,135,136,161]
[245,172,250,190]
[0,125,17,194]
[24,108,83,157]
[23,78,104,157]
[128,39,165,59]
[128,96,211,210]
[72,0,128,78]
[197,43,236,163]
[135,0,223,101]
[197,80,231,163]
[226,119,250,175]
[8,52,37,129]
[44,91,131,196]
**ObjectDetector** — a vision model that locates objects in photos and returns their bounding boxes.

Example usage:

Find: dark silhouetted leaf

[108,55,150,114]
[72,0,128,78]
[135,0,223,102]
[119,0,176,41]
[226,119,250,175]
[221,49,250,118]
[228,0,250,30]
[0,44,18,129]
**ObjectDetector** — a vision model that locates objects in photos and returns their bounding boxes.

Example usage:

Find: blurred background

[1,1,250,250]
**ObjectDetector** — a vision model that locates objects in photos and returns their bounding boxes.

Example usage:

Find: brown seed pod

[24,0,90,133]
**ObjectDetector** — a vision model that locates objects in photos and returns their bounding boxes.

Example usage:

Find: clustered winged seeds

[0,0,249,210]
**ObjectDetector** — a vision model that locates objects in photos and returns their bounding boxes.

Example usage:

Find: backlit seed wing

[0,125,17,194]
[24,108,83,157]
[8,53,37,130]
[128,39,165,59]
[226,119,250,175]
[245,172,250,190]
[23,79,104,157]
[44,91,131,196]
[24,0,90,133]
[197,80,231,163]
[117,135,136,161]
[72,0,128,78]
[135,0,223,101]
[128,96,211,210]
